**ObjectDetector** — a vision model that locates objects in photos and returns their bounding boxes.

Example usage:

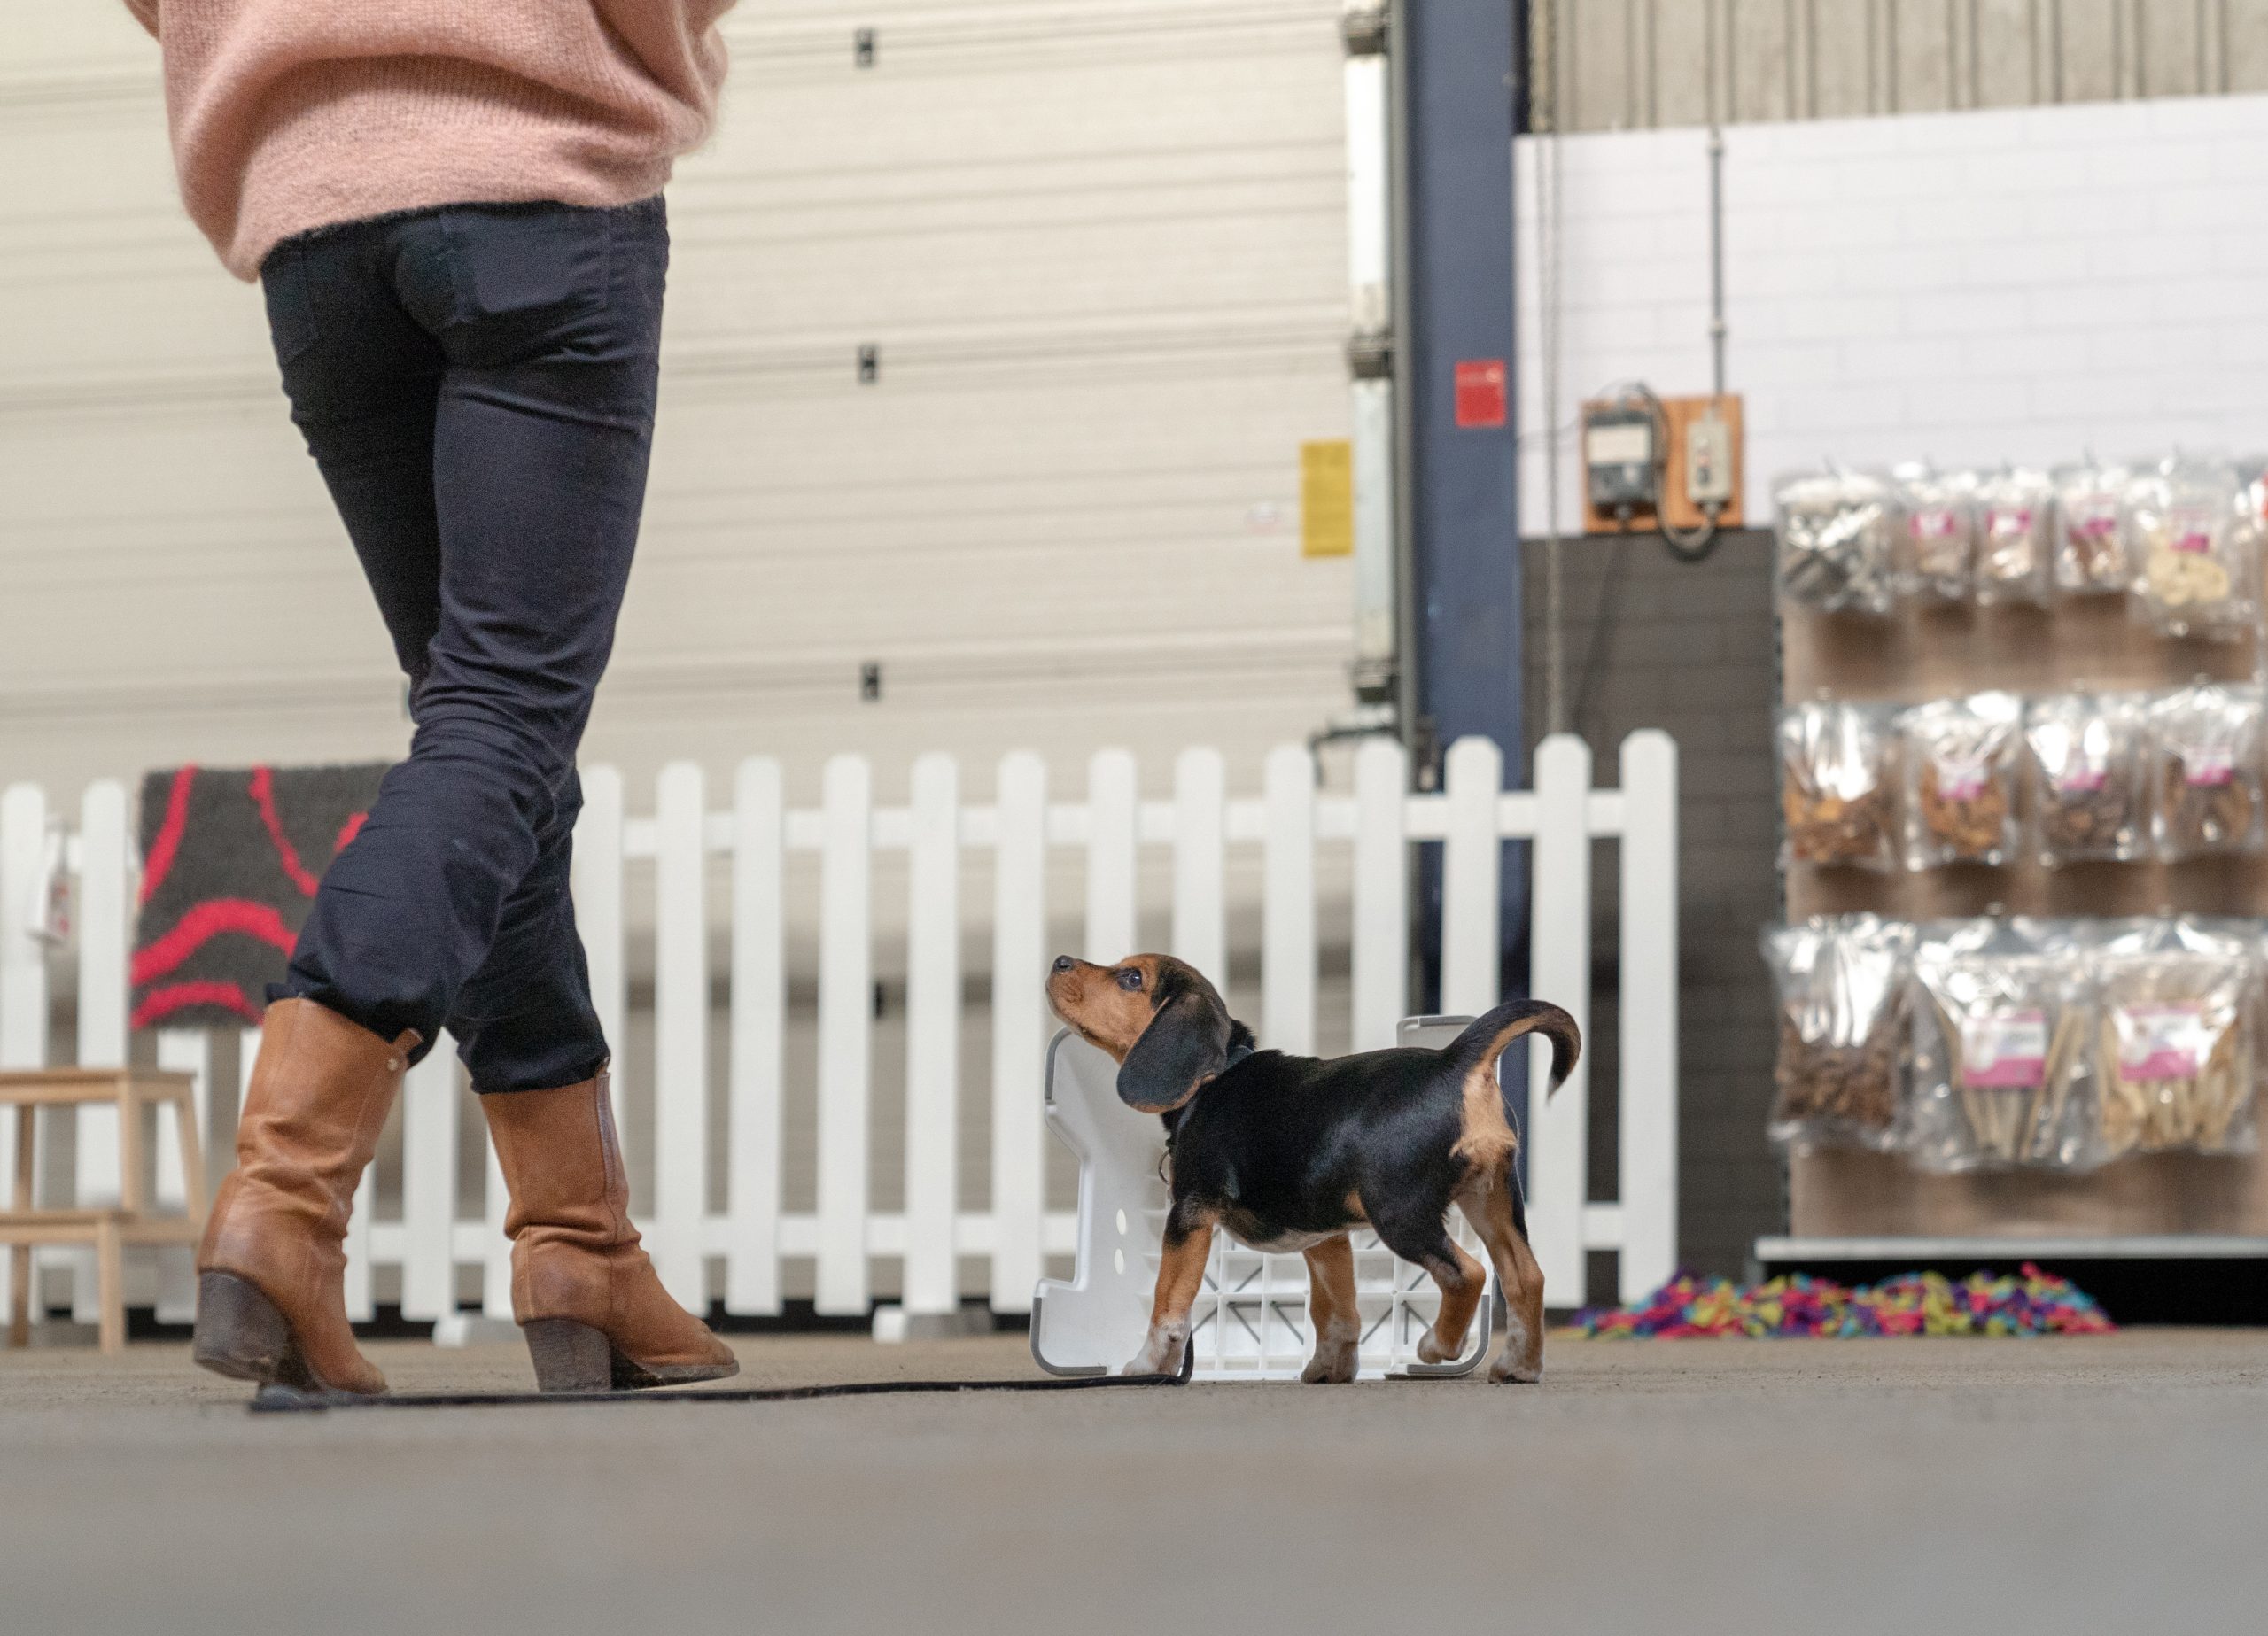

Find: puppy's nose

[1051,955,1076,974]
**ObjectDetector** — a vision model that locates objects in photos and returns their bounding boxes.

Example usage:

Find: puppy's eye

[1115,969,1144,992]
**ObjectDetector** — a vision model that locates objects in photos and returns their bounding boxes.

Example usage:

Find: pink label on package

[2073,503,2118,539]
[2056,764,2109,794]
[1931,754,1990,801]
[2171,506,2218,554]
[1989,508,2033,535]
[1961,1010,2047,1089]
[1910,508,1960,539]
[2186,751,2236,787]
[2117,1004,2208,1082]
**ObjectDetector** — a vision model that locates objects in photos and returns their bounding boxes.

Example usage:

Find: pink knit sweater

[125,1,734,279]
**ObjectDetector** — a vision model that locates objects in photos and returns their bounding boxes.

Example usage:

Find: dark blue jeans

[260,198,668,1092]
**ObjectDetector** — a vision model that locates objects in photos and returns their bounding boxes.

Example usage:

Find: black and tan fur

[1046,953,1580,1384]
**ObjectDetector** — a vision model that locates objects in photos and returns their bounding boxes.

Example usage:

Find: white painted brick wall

[1517,94,2268,534]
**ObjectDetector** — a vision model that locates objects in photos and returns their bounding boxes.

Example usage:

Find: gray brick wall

[1520,529,1781,1282]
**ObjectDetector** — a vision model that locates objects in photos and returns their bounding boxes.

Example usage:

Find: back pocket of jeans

[260,243,319,367]
[443,205,610,334]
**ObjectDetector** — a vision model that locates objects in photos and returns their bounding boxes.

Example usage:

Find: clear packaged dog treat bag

[1974,466,2054,608]
[1763,917,1915,1152]
[2025,690,2151,867]
[2149,681,2265,860]
[1775,469,1899,616]
[1779,699,1900,871]
[2233,455,2268,562]
[1910,919,2097,1172]
[2253,921,2268,1149]
[2091,917,2256,1159]
[1894,465,1977,604]
[2053,461,2133,594]
[1901,692,2023,870]
[2128,457,2260,640]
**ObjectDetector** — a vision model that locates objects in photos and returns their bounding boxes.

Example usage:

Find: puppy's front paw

[1300,1339,1358,1384]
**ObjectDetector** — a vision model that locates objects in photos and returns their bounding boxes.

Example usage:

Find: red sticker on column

[1454,359,1507,429]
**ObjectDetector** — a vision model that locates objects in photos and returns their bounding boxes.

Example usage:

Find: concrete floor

[4,1330,2268,1634]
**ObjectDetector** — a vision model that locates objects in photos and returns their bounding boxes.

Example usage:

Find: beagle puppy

[1047,953,1580,1384]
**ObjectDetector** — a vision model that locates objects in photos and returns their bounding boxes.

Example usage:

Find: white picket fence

[0,731,1677,1330]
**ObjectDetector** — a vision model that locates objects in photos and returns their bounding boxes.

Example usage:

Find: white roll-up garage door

[0,1,1356,806]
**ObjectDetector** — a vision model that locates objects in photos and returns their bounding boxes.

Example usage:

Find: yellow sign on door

[1301,439,1353,558]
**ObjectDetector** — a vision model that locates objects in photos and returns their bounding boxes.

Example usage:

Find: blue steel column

[1396,0,1529,1159]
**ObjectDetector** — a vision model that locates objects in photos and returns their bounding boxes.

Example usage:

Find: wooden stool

[1,1069,206,1354]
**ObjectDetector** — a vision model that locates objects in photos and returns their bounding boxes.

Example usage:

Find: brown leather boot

[481,1073,739,1392]
[192,998,415,1395]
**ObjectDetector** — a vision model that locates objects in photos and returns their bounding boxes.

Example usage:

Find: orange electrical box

[1579,392,1744,536]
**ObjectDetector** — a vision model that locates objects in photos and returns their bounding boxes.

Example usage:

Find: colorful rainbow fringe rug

[1570,1263,2116,1339]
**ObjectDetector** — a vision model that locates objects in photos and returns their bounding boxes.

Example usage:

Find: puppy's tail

[1442,1000,1581,1099]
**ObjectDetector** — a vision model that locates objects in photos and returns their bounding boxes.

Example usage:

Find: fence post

[346,1133,377,1324]
[903,753,960,1317]
[232,1027,256,1166]
[1439,737,1502,1017]
[230,1026,255,1132]
[481,1132,511,1321]
[1351,738,1408,1052]
[726,757,784,1315]
[1528,734,1593,1305]
[1262,745,1317,1053]
[1170,748,1225,981]
[574,765,629,1185]
[0,785,50,1321]
[74,781,130,1322]
[399,1043,457,1322]
[152,1030,211,1322]
[1618,730,1679,1299]
[815,754,874,1315]
[653,762,710,1310]
[1084,750,1138,964]
[990,752,1047,1314]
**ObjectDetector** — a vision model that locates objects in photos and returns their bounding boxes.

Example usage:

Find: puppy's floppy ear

[1117,962,1231,1113]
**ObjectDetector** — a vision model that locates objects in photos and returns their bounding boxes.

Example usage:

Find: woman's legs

[198,199,715,1393]
[274,200,666,1086]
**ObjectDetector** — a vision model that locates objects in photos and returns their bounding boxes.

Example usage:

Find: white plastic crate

[1032,1020,1494,1382]
[1184,1211,1491,1380]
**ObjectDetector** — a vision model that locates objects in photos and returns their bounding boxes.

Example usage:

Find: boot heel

[193,1272,299,1386]
[524,1318,614,1393]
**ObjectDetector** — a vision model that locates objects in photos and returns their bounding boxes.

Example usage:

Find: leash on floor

[246,1342,1194,1414]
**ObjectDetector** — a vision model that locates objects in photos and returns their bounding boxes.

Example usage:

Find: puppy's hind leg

[1464,1169,1545,1383]
[1372,1209,1486,1368]
[1123,1211,1216,1376]
[1417,1238,1487,1366]
[1299,1235,1360,1384]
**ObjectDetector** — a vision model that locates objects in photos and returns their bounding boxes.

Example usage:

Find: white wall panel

[1518,93,2268,537]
